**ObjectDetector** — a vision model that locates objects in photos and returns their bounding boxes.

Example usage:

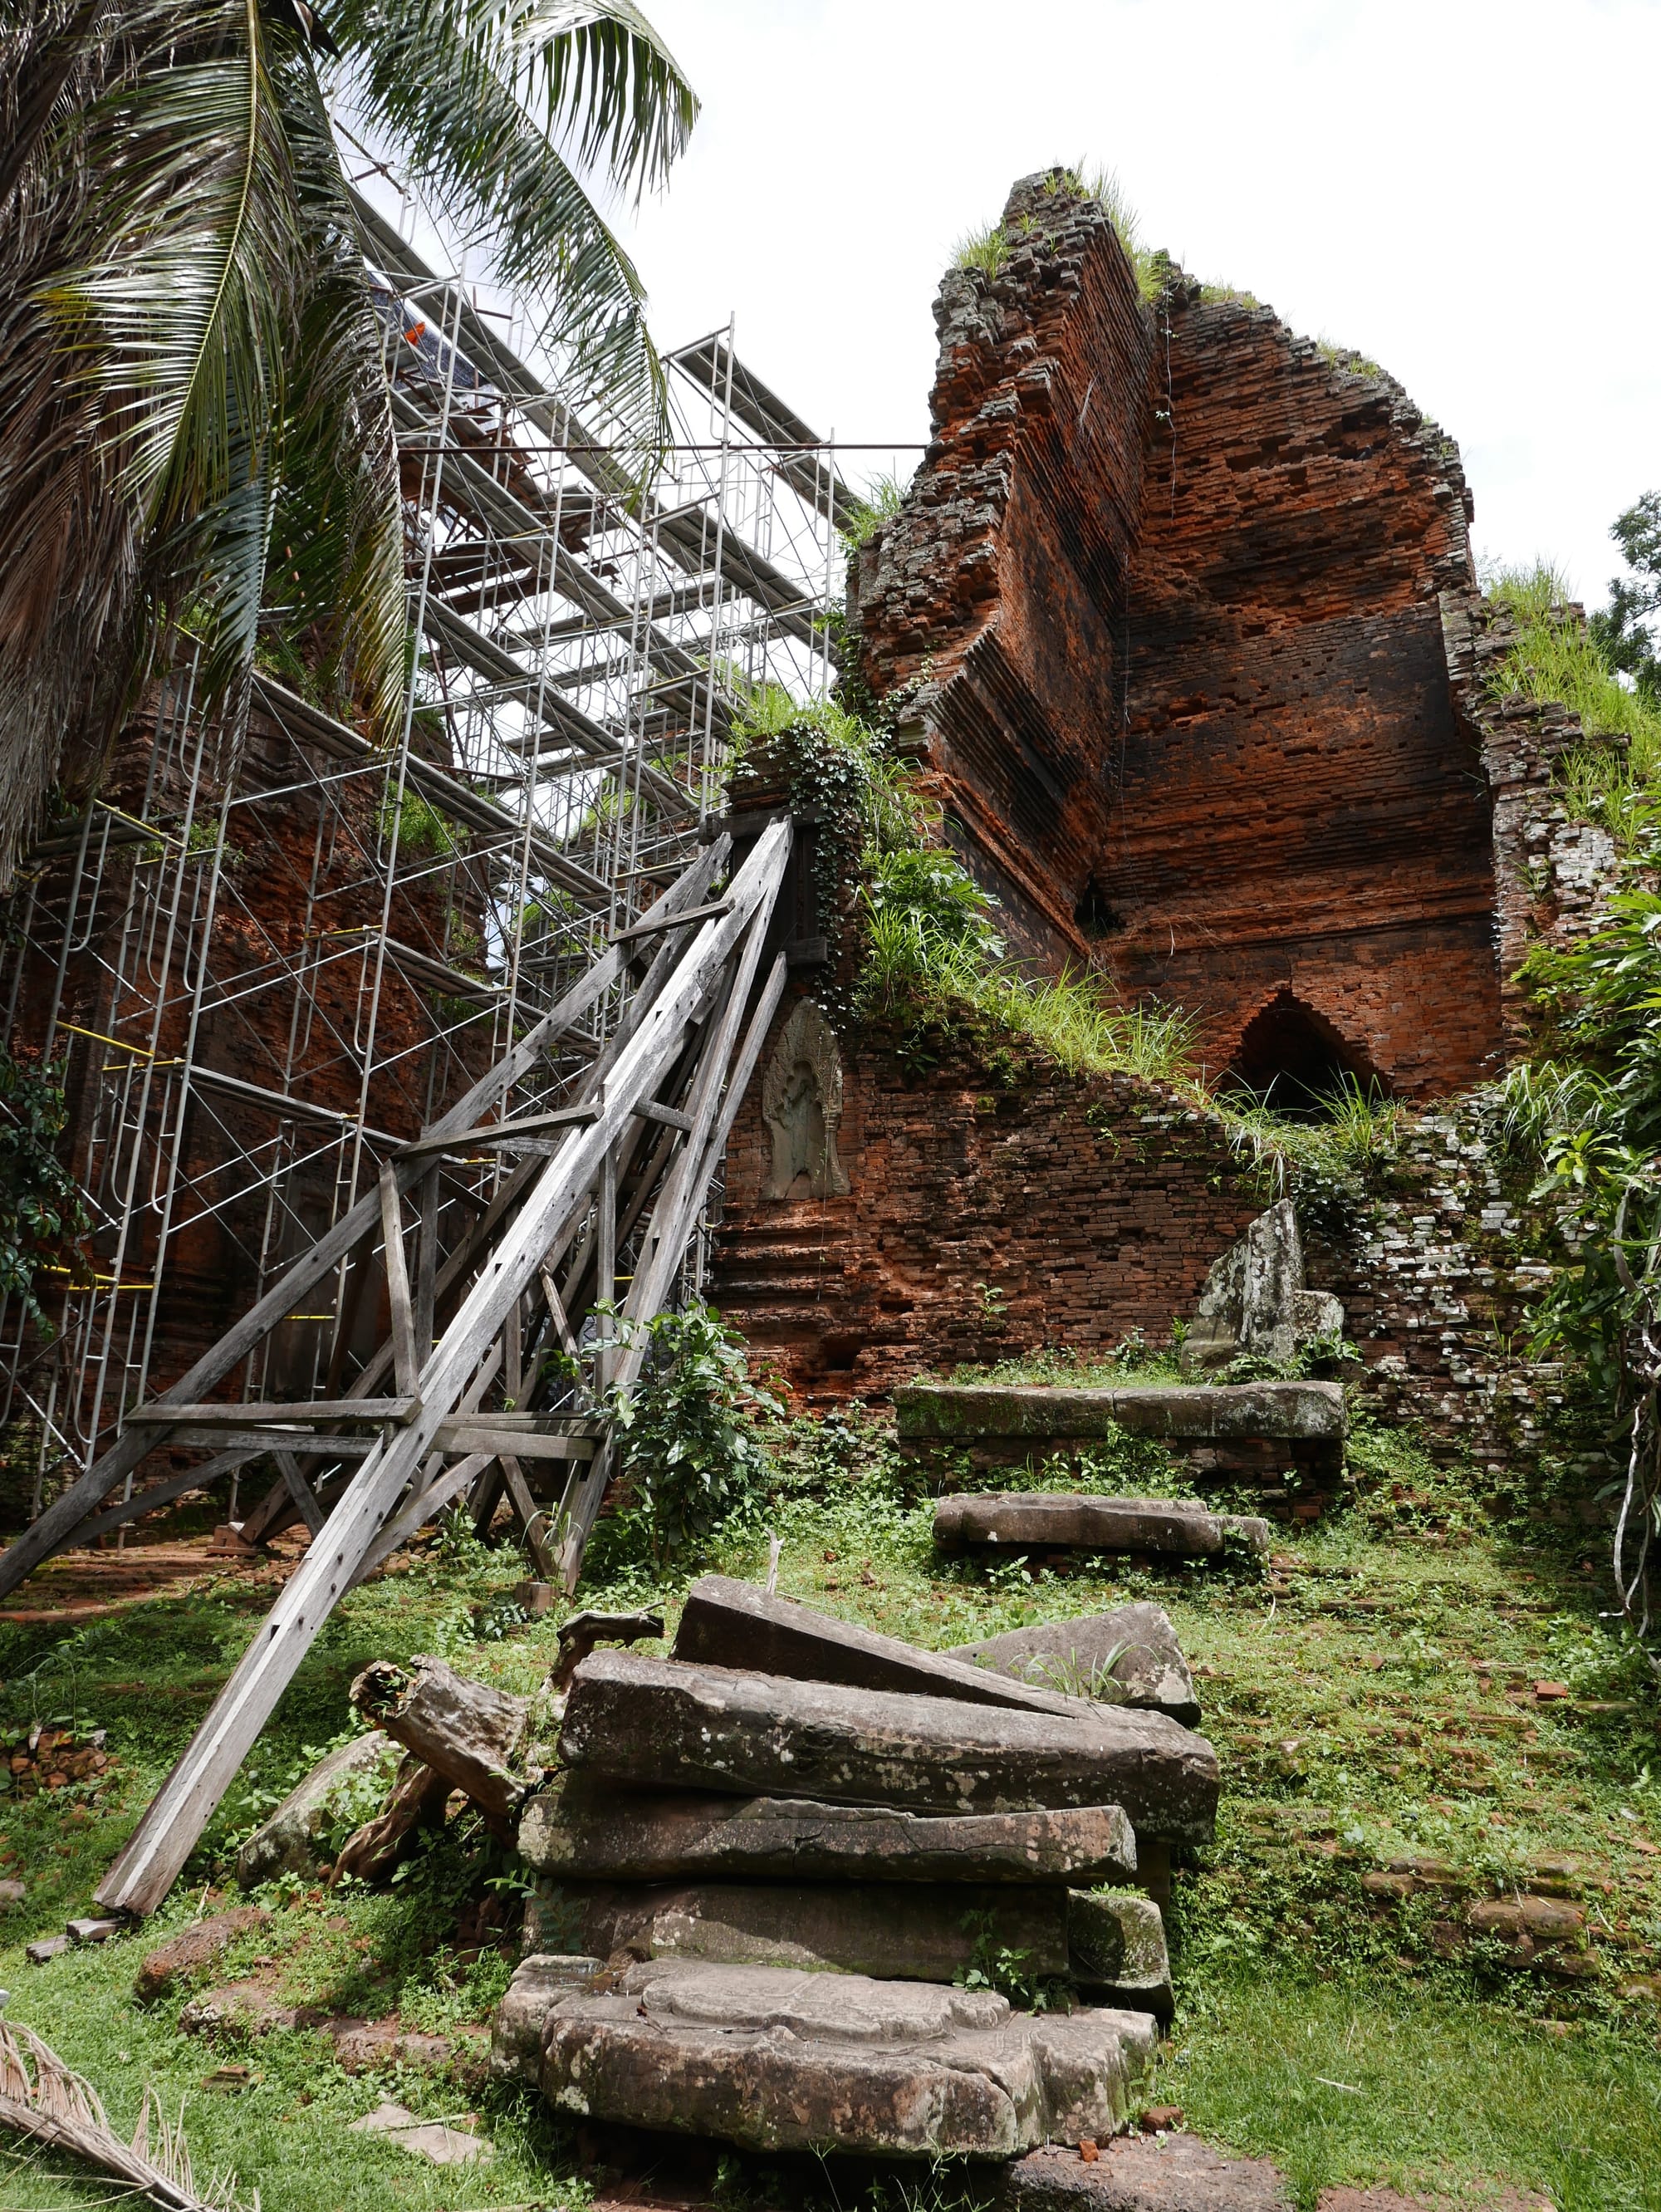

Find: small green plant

[0,1047,87,1332]
[953,219,1010,277]
[842,469,913,552]
[380,782,463,859]
[605,1302,782,1567]
[956,1907,1071,2012]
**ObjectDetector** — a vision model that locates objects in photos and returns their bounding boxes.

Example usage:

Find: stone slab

[350,2098,491,2166]
[560,1651,1220,1844]
[236,1733,395,1887]
[534,1877,1071,1983]
[935,1494,1271,1565]
[537,1959,1157,2158]
[674,1576,1107,1723]
[1067,1892,1173,2020]
[993,2133,1291,2210]
[519,1776,1138,1886]
[950,1604,1199,1725]
[894,1380,1345,1444]
[492,1955,607,2083]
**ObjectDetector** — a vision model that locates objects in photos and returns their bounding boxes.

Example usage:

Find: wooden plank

[95,822,791,1915]
[125,1399,414,1427]
[272,1453,327,1538]
[497,1454,556,1581]
[395,1104,597,1159]
[66,1450,265,1547]
[413,1165,439,1376]
[0,839,725,1600]
[612,898,731,944]
[380,1168,419,1403]
[438,1426,597,1461]
[167,1425,376,1455]
[631,1099,693,1133]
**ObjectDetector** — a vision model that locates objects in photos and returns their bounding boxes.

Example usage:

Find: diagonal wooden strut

[92,819,792,1916]
[0,839,729,1598]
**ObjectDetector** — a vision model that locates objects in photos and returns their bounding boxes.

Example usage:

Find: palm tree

[0,0,697,880]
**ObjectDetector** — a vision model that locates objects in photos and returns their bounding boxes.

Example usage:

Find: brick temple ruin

[710,171,1619,1470]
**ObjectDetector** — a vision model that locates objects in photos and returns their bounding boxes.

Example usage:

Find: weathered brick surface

[850,171,1528,1100]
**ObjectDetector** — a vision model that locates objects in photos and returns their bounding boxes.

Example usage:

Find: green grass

[1488,562,1661,785]
[4,1412,1661,2207]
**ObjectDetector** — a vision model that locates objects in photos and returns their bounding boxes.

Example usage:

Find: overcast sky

[613,0,1660,611]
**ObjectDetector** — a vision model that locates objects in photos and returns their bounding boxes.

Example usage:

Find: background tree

[1590,489,1661,708]
[0,0,696,885]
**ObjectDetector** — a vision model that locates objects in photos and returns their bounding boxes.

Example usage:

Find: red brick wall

[851,172,1507,1100]
[710,1013,1266,1405]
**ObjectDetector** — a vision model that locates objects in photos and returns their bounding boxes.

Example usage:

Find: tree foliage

[1590,490,1661,709]
[0,1049,87,1332]
[0,1,696,881]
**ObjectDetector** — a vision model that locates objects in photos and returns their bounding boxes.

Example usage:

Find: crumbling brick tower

[849,169,1503,1102]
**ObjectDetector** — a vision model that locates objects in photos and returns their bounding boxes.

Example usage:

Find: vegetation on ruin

[1487,560,1661,792]
[0,1046,87,1332]
[3,1386,1660,2209]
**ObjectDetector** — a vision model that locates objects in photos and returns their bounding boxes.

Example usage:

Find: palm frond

[327,0,686,440]
[0,2014,256,2211]
[520,0,698,197]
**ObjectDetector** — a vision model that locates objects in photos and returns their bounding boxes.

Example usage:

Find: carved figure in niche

[762,998,850,1201]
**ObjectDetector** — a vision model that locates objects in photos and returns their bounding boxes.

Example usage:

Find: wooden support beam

[272,1453,327,1538]
[126,1399,415,1427]
[395,1104,597,1160]
[94,822,790,1916]
[380,1168,419,1403]
[0,835,730,1598]
[611,898,731,944]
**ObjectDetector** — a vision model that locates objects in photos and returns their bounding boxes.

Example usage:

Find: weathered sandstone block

[491,1954,605,2083]
[531,1877,1069,1983]
[1067,1891,1173,2020]
[950,1602,1198,1725]
[537,1959,1158,2156]
[674,1575,1108,1722]
[934,1493,1271,1565]
[559,1651,1220,1843]
[896,1380,1344,1444]
[520,1776,1137,1886]
[236,1734,396,1887]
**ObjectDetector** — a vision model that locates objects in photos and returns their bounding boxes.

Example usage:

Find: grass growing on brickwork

[5,1405,1661,2209]
[1487,561,1661,790]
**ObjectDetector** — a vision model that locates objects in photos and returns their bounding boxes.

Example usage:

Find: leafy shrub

[607,1303,781,1567]
[0,1048,86,1330]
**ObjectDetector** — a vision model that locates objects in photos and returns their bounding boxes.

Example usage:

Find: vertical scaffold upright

[0,170,855,1557]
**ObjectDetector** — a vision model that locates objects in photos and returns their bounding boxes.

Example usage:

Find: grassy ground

[2,1415,1660,2210]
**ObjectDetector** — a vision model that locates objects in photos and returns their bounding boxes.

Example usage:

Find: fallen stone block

[350,2098,491,2165]
[895,1379,1344,1446]
[560,1651,1219,1844]
[934,1494,1271,1566]
[520,1776,1138,1887]
[326,2018,455,2073]
[25,1935,68,1965]
[674,1576,1113,1723]
[237,1733,396,1887]
[533,1877,1071,1983]
[0,1879,25,1912]
[992,2130,1292,2209]
[950,1603,1199,1726]
[537,1959,1157,2158]
[1067,1892,1173,2020]
[351,1656,534,1831]
[492,1955,606,2083]
[135,1907,269,2002]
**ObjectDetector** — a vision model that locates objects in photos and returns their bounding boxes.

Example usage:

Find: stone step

[559,1650,1220,1844]
[529,1957,1158,2157]
[935,1493,1272,1566]
[896,1379,1344,1445]
[950,1602,1200,1725]
[520,1778,1138,1886]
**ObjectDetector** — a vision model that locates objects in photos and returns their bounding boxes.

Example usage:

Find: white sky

[614,0,1661,611]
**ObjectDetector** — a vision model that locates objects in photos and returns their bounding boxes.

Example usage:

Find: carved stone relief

[762,998,850,1201]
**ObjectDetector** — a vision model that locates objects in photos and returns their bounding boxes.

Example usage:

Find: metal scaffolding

[0,174,851,1542]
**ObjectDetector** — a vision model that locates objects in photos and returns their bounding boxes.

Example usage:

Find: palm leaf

[0,2014,256,2211]
[326,0,695,440]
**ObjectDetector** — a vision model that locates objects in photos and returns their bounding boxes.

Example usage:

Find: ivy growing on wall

[0,1047,87,1334]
